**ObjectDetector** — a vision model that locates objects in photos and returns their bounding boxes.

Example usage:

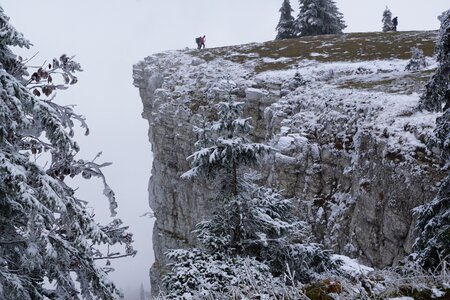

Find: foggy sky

[1,1,448,298]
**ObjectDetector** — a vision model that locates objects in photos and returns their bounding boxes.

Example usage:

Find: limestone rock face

[133,31,445,295]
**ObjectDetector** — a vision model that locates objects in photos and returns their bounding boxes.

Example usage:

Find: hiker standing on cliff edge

[195,36,201,49]
[392,16,398,31]
[199,35,206,49]
[195,35,206,49]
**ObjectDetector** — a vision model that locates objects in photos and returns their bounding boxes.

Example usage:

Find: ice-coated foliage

[0,6,134,300]
[165,82,339,298]
[405,47,427,72]
[413,176,450,270]
[163,250,268,299]
[195,178,338,280]
[181,86,271,195]
[419,9,450,112]
[413,9,450,273]
[162,250,319,300]
[295,0,346,36]
[0,6,31,78]
[275,0,296,40]
[413,109,450,270]
[382,7,393,32]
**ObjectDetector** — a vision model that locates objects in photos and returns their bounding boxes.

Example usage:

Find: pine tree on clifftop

[382,6,393,32]
[295,0,346,36]
[276,0,296,40]
[0,6,135,299]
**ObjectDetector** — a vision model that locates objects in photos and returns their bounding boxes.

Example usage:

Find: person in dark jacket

[392,17,398,31]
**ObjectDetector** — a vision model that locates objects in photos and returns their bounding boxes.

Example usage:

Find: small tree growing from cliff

[276,0,296,40]
[0,6,135,299]
[295,0,346,36]
[382,6,393,32]
[163,81,339,298]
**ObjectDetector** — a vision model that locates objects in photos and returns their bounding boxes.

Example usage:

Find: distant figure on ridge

[199,35,206,49]
[392,16,398,31]
[195,35,206,49]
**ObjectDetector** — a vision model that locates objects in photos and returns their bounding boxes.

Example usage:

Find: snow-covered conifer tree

[405,47,427,72]
[163,81,339,299]
[413,176,450,270]
[382,6,393,32]
[295,0,346,36]
[418,9,450,112]
[275,0,296,40]
[413,9,450,271]
[0,6,134,299]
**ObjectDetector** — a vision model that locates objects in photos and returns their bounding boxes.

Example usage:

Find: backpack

[195,37,200,44]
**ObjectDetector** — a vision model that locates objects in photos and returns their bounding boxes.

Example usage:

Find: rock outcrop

[133,31,446,295]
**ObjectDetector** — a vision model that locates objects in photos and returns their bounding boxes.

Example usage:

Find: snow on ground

[333,254,374,276]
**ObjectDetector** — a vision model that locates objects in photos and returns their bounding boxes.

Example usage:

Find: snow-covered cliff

[133,31,446,294]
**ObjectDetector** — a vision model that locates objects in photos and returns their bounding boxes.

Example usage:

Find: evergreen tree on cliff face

[414,9,450,271]
[0,6,134,299]
[276,0,296,40]
[382,6,393,32]
[418,9,450,112]
[162,81,339,299]
[295,0,346,36]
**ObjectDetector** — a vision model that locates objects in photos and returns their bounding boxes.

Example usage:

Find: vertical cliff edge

[133,31,446,294]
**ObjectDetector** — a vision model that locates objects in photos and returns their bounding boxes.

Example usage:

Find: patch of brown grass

[189,31,437,74]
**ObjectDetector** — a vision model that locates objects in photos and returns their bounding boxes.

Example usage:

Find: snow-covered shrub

[163,249,331,300]
[163,250,276,299]
[196,179,339,281]
[314,260,450,299]
[316,69,335,81]
[405,47,427,72]
[362,263,450,299]
[355,66,373,75]
[292,71,309,87]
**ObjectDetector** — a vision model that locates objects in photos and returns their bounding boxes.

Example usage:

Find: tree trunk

[231,161,241,252]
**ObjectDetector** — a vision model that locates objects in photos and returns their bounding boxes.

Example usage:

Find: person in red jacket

[199,35,206,49]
